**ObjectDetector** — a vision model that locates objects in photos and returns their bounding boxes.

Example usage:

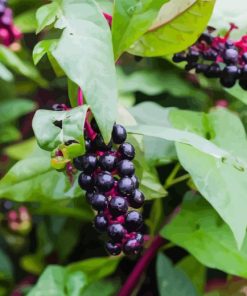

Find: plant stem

[165,174,190,189]
[77,88,83,106]
[118,236,166,296]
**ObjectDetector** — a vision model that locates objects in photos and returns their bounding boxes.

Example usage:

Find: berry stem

[118,235,166,296]
[103,12,112,26]
[77,88,84,106]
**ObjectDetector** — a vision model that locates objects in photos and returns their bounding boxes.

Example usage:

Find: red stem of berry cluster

[118,236,166,296]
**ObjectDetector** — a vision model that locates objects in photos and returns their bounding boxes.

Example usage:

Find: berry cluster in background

[173,24,247,90]
[73,120,145,256]
[0,0,21,47]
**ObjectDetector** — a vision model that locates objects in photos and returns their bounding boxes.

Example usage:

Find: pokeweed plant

[1,0,247,295]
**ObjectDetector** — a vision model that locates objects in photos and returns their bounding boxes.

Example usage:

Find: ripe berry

[123,239,142,255]
[187,49,200,63]
[78,173,94,192]
[92,134,112,151]
[99,153,117,172]
[105,241,122,256]
[95,172,114,192]
[73,154,97,173]
[117,160,135,177]
[199,32,213,44]
[112,124,127,144]
[223,48,238,64]
[94,214,108,232]
[131,175,139,188]
[196,64,208,74]
[220,65,239,88]
[118,177,135,196]
[203,50,217,61]
[85,192,94,204]
[109,196,128,216]
[108,223,125,242]
[135,233,144,244]
[205,63,221,78]
[128,189,145,209]
[118,143,135,160]
[91,193,107,211]
[125,211,143,231]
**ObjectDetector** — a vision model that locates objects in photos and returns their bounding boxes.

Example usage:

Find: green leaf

[33,39,58,65]
[68,79,78,108]
[28,265,87,296]
[224,84,247,105]
[0,62,13,81]
[129,0,216,57]
[0,249,13,280]
[170,108,247,248]
[156,252,198,296]
[36,2,61,34]
[0,45,46,86]
[4,138,37,160]
[50,0,117,142]
[177,256,206,294]
[15,9,37,33]
[32,105,88,151]
[67,257,121,283]
[81,280,119,296]
[0,99,36,125]
[0,153,82,202]
[0,125,21,144]
[161,193,247,278]
[112,0,169,60]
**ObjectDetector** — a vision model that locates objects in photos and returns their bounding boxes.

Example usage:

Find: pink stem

[118,236,166,296]
[103,12,112,26]
[78,88,83,106]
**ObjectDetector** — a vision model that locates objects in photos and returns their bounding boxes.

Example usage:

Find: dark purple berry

[99,153,117,172]
[172,53,186,63]
[220,65,239,88]
[241,65,247,79]
[94,214,108,232]
[123,239,142,255]
[109,196,128,216]
[92,134,112,151]
[223,48,239,64]
[118,160,135,177]
[187,49,200,63]
[128,189,145,209]
[108,223,125,242]
[125,211,143,231]
[196,64,208,74]
[73,154,97,173]
[205,63,221,78]
[202,49,217,61]
[118,177,135,196]
[91,193,107,211]
[131,175,139,188]
[112,124,127,144]
[85,192,94,204]
[118,143,135,160]
[199,32,213,44]
[135,233,144,244]
[105,241,122,256]
[95,172,114,192]
[78,173,94,192]
[185,62,197,71]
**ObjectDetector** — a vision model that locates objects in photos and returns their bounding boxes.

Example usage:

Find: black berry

[91,193,107,211]
[117,160,135,177]
[109,196,128,216]
[223,48,238,64]
[105,241,122,256]
[118,143,135,160]
[108,223,125,242]
[99,153,117,172]
[118,177,135,196]
[125,211,143,231]
[73,154,97,173]
[128,189,145,209]
[123,239,142,255]
[94,214,108,232]
[131,175,139,188]
[95,172,114,192]
[78,173,94,192]
[112,124,127,144]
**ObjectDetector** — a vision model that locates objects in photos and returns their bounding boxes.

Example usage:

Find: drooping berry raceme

[74,121,145,256]
[0,0,22,47]
[172,24,247,90]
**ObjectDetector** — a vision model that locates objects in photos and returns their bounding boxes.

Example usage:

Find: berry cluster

[173,24,247,90]
[74,120,145,256]
[0,0,22,47]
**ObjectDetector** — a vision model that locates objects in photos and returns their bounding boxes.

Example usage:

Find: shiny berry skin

[108,223,125,242]
[128,189,145,209]
[105,241,122,256]
[78,173,94,192]
[131,175,139,188]
[202,49,217,61]
[196,64,208,74]
[112,124,127,144]
[85,192,94,204]
[94,214,108,232]
[73,154,97,173]
[220,65,239,88]
[135,233,144,244]
[205,63,221,78]
[91,194,107,211]
[95,172,114,192]
[92,134,112,151]
[125,211,143,231]
[172,53,186,63]
[109,196,128,216]
[117,160,135,177]
[118,177,135,196]
[123,239,142,255]
[85,139,92,152]
[187,49,200,63]
[118,143,135,160]
[223,48,238,65]
[99,153,117,172]
[241,65,247,79]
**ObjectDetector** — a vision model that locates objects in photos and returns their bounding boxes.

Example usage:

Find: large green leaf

[0,152,82,202]
[112,0,169,60]
[32,105,88,151]
[33,40,58,65]
[0,249,13,280]
[129,0,216,57]
[46,0,118,143]
[156,252,198,296]
[169,108,247,248]
[0,125,21,144]
[81,280,119,296]
[15,9,37,33]
[161,193,247,278]
[36,1,61,33]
